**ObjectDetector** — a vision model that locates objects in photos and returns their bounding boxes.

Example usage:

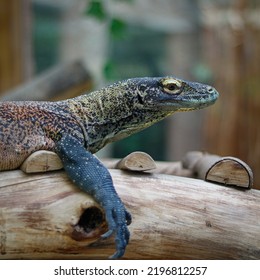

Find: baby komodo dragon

[0,76,219,258]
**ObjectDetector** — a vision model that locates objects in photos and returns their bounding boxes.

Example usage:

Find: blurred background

[0,0,259,188]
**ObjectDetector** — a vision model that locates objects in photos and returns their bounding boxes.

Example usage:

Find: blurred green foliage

[85,1,106,21]
[85,1,128,40]
[85,0,130,79]
[109,18,127,39]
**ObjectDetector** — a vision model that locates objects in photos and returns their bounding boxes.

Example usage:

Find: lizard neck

[66,85,173,153]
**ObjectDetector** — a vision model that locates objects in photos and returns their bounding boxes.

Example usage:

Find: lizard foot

[101,200,132,259]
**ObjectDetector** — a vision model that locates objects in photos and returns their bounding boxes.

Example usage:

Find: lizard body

[0,76,219,258]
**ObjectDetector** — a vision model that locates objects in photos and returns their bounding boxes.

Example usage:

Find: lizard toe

[102,200,131,259]
[125,209,132,225]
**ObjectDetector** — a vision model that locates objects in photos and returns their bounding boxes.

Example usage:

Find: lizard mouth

[156,88,219,111]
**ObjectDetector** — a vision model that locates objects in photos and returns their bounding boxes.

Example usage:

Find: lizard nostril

[207,86,215,94]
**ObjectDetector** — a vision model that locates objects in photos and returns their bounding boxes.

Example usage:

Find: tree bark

[0,169,259,259]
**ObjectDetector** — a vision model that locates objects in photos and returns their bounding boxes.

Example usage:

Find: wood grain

[0,169,259,259]
[182,151,253,188]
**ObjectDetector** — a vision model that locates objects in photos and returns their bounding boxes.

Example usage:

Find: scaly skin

[0,76,219,258]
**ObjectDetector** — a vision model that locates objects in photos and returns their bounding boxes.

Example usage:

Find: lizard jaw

[153,88,219,112]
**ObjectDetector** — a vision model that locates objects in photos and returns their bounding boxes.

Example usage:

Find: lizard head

[128,76,219,112]
[106,76,218,143]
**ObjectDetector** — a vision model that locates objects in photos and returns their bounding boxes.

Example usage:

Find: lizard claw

[101,199,131,259]
[125,209,132,225]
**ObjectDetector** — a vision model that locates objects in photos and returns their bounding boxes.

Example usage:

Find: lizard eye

[161,78,183,94]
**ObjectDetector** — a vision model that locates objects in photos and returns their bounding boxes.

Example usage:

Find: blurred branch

[1,61,92,101]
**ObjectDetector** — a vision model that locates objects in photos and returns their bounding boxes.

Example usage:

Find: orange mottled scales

[0,77,219,258]
[0,101,83,170]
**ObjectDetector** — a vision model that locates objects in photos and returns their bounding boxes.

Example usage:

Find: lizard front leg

[55,134,131,259]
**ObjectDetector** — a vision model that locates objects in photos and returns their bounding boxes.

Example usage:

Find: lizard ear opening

[137,92,145,105]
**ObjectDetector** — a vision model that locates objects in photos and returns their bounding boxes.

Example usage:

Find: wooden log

[21,151,157,173]
[102,151,157,172]
[103,156,192,177]
[182,151,254,188]
[115,151,156,171]
[19,150,254,189]
[21,150,192,178]
[20,151,63,173]
[0,169,259,259]
[150,160,193,177]
[1,60,92,101]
